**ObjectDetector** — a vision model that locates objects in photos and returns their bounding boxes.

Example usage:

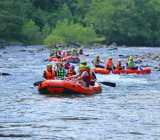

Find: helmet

[129,56,133,61]
[79,64,84,70]
[79,64,90,72]
[47,64,52,68]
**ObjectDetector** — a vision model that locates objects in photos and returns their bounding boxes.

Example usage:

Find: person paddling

[79,48,83,55]
[66,65,76,77]
[56,62,66,80]
[105,57,115,71]
[127,56,138,70]
[77,62,97,87]
[66,61,96,87]
[43,64,56,80]
[115,60,124,70]
[92,55,104,68]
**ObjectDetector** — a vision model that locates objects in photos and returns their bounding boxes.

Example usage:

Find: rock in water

[0,72,11,76]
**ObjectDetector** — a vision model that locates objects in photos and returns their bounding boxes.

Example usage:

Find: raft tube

[48,57,61,62]
[48,56,80,63]
[63,56,80,63]
[38,80,101,95]
[93,67,151,75]
[93,68,110,74]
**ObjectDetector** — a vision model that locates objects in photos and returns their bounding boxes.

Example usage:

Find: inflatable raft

[63,56,80,63]
[93,67,151,75]
[48,56,80,63]
[48,57,61,62]
[37,80,102,95]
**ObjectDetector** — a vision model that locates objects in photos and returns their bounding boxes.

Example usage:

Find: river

[0,45,160,140]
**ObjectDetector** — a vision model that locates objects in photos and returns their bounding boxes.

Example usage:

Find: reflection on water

[0,46,160,140]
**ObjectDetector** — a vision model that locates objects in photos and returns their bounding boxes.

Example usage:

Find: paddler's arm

[65,73,80,80]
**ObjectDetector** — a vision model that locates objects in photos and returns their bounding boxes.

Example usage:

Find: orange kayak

[93,67,151,75]
[37,80,101,95]
[48,56,80,63]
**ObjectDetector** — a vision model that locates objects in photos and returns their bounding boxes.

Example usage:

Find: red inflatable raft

[48,57,61,62]
[63,56,80,63]
[37,80,102,95]
[93,67,151,75]
[48,56,80,63]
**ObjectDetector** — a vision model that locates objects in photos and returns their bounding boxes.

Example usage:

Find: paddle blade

[99,81,116,87]
[33,81,43,86]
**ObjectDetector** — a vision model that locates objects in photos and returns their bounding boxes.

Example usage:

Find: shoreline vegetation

[1,0,160,48]
[1,39,160,49]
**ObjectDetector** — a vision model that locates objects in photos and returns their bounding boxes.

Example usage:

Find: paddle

[99,81,116,87]
[33,80,43,86]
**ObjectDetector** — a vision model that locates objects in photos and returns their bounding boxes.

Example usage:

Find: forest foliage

[0,0,160,47]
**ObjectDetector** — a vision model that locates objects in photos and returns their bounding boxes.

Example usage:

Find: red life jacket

[44,69,55,80]
[106,59,113,69]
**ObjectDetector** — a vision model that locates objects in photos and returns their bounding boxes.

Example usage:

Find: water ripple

[0,46,160,139]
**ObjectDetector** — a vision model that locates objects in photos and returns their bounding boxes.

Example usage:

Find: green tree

[85,0,116,42]
[21,20,42,44]
[0,0,32,41]
[1,0,160,46]
[44,20,101,48]
[85,0,160,46]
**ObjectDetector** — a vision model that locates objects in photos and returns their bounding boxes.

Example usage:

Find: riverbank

[1,40,160,49]
[0,39,23,48]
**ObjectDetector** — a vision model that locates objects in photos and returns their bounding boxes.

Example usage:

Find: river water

[0,45,160,140]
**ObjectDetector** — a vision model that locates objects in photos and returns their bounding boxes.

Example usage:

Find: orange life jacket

[106,59,113,68]
[116,62,122,70]
[44,69,55,80]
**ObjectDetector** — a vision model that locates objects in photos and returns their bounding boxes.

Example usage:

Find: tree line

[0,0,160,47]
